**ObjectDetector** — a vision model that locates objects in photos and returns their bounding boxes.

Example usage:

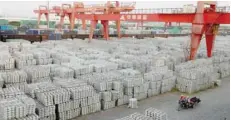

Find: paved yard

[75,77,230,120]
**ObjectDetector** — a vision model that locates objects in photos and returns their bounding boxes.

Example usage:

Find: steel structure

[34,1,230,60]
[34,5,49,29]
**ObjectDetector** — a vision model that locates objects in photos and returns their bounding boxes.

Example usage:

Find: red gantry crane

[33,5,49,29]
[34,1,230,60]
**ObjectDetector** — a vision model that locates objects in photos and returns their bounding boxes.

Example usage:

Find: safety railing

[120,2,136,7]
[86,4,105,8]
[121,6,230,14]
[216,6,230,13]
[69,6,230,15]
[121,8,184,14]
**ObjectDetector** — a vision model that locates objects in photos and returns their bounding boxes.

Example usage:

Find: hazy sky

[0,1,229,18]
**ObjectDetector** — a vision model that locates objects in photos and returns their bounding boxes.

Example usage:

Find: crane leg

[80,12,86,30]
[116,20,121,38]
[60,16,65,31]
[205,24,218,57]
[89,20,97,42]
[82,19,86,30]
[37,14,42,29]
[101,20,109,40]
[69,13,75,31]
[189,23,205,60]
[101,21,105,39]
[45,13,49,29]
[189,34,203,60]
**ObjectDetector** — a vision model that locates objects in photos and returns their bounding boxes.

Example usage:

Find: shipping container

[26,29,40,35]
[48,33,62,40]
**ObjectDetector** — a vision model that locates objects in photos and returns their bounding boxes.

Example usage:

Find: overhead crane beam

[75,13,229,24]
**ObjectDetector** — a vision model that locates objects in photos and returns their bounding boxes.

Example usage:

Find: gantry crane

[33,5,49,29]
[34,1,230,60]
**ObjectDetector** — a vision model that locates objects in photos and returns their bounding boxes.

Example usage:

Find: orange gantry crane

[34,1,230,60]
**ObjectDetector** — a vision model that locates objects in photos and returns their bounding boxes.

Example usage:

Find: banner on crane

[120,15,147,21]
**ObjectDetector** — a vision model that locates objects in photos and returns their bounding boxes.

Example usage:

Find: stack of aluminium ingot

[0,95,37,120]
[13,51,36,69]
[0,52,15,71]
[145,107,168,120]
[1,70,28,92]
[54,78,101,117]
[23,66,51,83]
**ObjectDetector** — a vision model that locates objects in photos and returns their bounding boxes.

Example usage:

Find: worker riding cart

[177,95,201,111]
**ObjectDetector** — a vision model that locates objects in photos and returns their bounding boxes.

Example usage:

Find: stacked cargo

[51,52,71,64]
[13,51,36,69]
[1,70,27,92]
[0,95,38,120]
[115,112,152,120]
[53,78,101,117]
[23,66,51,83]
[6,42,21,53]
[175,59,215,93]
[108,58,133,69]
[130,112,152,120]
[0,35,228,119]
[35,101,56,120]
[144,57,176,96]
[1,87,25,99]
[62,63,94,78]
[26,82,67,120]
[128,98,138,108]
[151,58,176,93]
[145,107,168,120]
[84,72,122,109]
[119,54,152,73]
[120,69,149,101]
[212,56,230,79]
[0,52,15,71]
[50,65,75,79]
[30,49,52,65]
[82,60,118,73]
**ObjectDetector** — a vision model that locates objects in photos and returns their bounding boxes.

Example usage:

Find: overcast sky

[0,1,229,18]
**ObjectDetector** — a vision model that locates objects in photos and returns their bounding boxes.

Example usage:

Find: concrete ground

[75,77,230,120]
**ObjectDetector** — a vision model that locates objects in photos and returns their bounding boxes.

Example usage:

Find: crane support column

[37,14,42,28]
[70,11,75,30]
[116,20,121,38]
[60,16,65,31]
[189,30,204,60]
[89,20,98,42]
[101,20,109,40]
[205,24,219,57]
[44,13,49,29]
[82,19,86,30]
[189,1,217,60]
